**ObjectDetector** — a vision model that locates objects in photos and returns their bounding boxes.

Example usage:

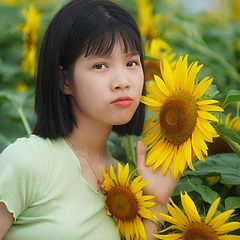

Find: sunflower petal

[158,212,178,225]
[205,197,220,224]
[218,235,240,240]
[197,99,219,105]
[136,215,147,239]
[209,210,234,229]
[171,148,181,179]
[198,105,224,112]
[184,138,195,170]
[181,192,201,223]
[173,56,182,90]
[160,58,175,92]
[225,113,232,126]
[154,233,182,240]
[147,81,166,102]
[138,208,155,220]
[151,141,173,171]
[118,163,129,186]
[214,222,240,234]
[192,133,205,161]
[154,74,170,96]
[169,198,189,226]
[196,120,214,143]
[192,77,213,99]
[102,168,115,189]
[130,177,147,193]
[109,164,118,184]
[177,144,187,175]
[141,95,162,107]
[178,55,188,91]
[166,203,188,230]
[188,61,203,93]
[162,145,176,175]
[146,138,166,162]
[198,110,219,122]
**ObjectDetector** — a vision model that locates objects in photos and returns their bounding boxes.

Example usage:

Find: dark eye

[126,60,138,67]
[94,64,107,70]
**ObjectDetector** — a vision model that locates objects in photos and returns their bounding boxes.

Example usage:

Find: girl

[0,0,178,239]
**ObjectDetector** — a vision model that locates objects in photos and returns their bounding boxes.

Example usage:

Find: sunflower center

[106,185,139,221]
[160,91,198,145]
[183,223,218,240]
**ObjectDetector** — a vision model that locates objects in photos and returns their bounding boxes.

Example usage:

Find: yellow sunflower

[141,55,224,179]
[16,82,28,93]
[102,163,156,240]
[232,0,240,22]
[20,4,41,76]
[0,0,19,6]
[136,0,160,40]
[144,38,176,81]
[225,113,240,133]
[155,192,240,240]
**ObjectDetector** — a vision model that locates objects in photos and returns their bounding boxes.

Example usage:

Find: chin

[112,116,132,125]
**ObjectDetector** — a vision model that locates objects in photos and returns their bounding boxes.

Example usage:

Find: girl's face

[64,40,144,127]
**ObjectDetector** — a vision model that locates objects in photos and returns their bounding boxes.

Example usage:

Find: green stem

[15,105,32,136]
[237,102,240,118]
[121,135,136,173]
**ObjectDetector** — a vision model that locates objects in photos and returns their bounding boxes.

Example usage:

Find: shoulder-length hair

[33,0,145,139]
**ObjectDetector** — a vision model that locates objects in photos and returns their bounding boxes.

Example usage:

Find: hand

[136,140,179,205]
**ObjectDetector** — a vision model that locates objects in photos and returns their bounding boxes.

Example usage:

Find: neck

[67,115,112,163]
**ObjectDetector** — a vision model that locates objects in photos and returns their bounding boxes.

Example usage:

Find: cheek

[133,71,144,95]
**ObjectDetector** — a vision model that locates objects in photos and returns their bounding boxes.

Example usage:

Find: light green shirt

[0,135,120,240]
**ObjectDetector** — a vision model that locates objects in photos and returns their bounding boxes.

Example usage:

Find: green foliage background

[0,0,240,233]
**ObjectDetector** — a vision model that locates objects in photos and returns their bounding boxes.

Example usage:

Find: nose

[111,70,130,91]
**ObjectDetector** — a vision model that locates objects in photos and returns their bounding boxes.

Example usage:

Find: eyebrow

[125,51,139,57]
[86,51,140,60]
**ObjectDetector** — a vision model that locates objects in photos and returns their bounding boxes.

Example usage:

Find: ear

[59,66,72,95]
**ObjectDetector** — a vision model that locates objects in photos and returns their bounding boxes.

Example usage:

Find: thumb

[136,140,146,168]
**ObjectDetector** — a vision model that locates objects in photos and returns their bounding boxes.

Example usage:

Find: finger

[136,140,146,168]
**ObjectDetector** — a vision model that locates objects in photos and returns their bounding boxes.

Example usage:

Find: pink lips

[111,96,133,107]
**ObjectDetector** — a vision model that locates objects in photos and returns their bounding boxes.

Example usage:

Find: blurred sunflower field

[0,0,240,237]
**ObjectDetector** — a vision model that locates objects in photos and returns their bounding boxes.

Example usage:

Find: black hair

[33,0,145,138]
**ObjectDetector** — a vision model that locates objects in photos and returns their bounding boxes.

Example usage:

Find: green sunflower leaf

[173,177,202,196]
[184,153,240,185]
[225,197,240,210]
[189,181,219,204]
[220,137,240,157]
[212,122,240,145]
[204,84,219,99]
[222,89,240,108]
[0,91,12,104]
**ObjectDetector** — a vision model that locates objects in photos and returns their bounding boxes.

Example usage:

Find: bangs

[83,27,140,57]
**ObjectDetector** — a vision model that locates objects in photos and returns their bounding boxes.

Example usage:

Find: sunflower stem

[16,106,32,136]
[120,135,136,174]
[237,102,240,118]
[11,101,32,136]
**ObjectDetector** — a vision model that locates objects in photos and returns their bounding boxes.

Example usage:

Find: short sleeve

[0,137,42,221]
